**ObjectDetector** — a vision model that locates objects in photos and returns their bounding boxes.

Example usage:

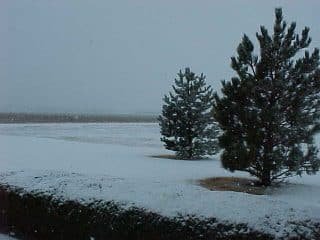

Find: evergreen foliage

[159,68,219,159]
[213,8,320,185]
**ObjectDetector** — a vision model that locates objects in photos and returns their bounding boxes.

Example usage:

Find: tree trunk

[261,137,273,186]
[188,135,193,159]
[260,169,272,186]
[261,105,275,186]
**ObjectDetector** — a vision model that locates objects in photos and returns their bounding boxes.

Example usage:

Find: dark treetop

[213,8,320,185]
[159,68,219,159]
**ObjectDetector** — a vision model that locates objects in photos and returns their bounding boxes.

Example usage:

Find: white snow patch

[0,123,319,238]
[0,234,18,240]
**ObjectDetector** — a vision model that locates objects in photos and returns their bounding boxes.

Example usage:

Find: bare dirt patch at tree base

[150,154,211,161]
[198,177,267,195]
[150,154,179,160]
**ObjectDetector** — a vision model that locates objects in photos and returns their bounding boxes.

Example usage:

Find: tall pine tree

[159,68,219,159]
[213,8,320,185]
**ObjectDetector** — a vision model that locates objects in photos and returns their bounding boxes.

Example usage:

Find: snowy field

[0,123,319,238]
[0,234,17,240]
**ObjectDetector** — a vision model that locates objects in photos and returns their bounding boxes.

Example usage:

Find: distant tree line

[159,8,320,186]
[0,113,157,123]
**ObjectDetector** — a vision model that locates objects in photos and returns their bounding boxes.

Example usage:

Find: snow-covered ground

[0,234,17,240]
[0,123,319,238]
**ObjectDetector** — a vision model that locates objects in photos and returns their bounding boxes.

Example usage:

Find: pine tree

[159,68,219,159]
[213,8,320,186]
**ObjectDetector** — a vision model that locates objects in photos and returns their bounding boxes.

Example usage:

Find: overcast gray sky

[1,0,319,114]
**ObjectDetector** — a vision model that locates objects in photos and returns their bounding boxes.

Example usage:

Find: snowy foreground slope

[0,234,17,240]
[0,123,319,238]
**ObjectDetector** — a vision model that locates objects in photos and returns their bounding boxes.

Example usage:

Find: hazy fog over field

[1,0,319,114]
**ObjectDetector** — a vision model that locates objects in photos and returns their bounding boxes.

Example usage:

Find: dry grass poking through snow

[199,177,267,195]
